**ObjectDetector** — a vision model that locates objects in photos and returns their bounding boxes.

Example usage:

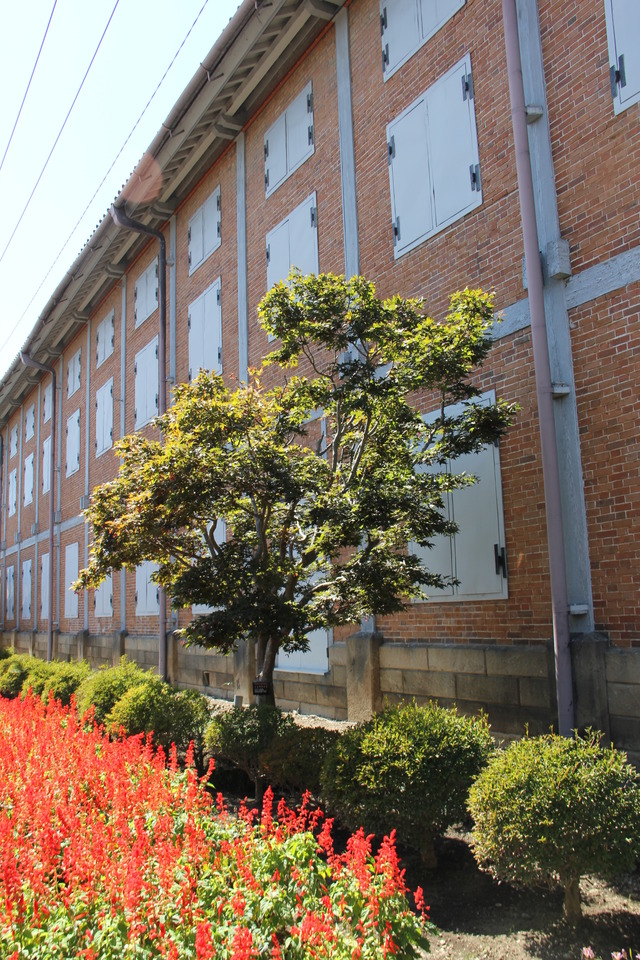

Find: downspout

[110,204,168,682]
[19,354,56,662]
[501,0,574,735]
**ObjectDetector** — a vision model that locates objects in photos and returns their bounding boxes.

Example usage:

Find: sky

[0,0,241,380]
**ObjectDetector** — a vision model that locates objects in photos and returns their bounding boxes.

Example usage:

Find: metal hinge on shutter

[187,314,191,330]
[462,70,474,101]
[266,244,270,265]
[392,217,400,245]
[155,343,158,359]
[469,164,481,192]
[307,91,313,112]
[387,135,395,164]
[216,192,221,211]
[380,6,387,34]
[217,220,221,238]
[218,347,222,365]
[216,287,221,306]
[494,544,507,578]
[265,170,269,189]
[610,55,626,98]
[155,394,159,410]
[310,206,317,227]
[382,44,389,71]
[264,140,269,160]
[308,124,314,146]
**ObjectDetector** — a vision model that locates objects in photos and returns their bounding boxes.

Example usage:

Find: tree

[77,275,514,703]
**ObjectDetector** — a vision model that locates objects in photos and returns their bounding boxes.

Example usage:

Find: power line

[0,0,58,175]
[4,0,211,353]
[0,0,121,268]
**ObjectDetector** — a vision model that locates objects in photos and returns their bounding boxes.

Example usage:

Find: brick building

[1,0,639,752]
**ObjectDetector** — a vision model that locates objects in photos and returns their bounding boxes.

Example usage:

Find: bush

[262,725,341,796]
[0,655,41,699]
[321,701,494,866]
[75,656,150,725]
[40,661,91,707]
[206,704,295,798]
[19,657,52,698]
[468,731,640,924]
[0,647,12,661]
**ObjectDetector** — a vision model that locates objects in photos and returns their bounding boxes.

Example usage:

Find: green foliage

[321,701,494,863]
[39,661,90,707]
[105,675,211,762]
[0,655,31,698]
[75,656,151,725]
[468,731,640,920]
[261,724,341,796]
[77,276,514,696]
[0,647,12,661]
[206,704,295,790]
[18,657,52,698]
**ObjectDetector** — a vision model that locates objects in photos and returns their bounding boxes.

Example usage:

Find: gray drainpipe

[19,353,56,662]
[501,0,574,735]
[110,204,168,682]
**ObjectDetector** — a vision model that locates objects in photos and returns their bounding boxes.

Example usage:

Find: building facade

[1,0,639,752]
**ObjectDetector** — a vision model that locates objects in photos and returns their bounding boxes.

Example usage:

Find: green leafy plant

[205,704,295,799]
[468,731,640,924]
[75,655,151,725]
[39,660,90,707]
[321,701,494,866]
[262,724,341,797]
[0,655,41,699]
[0,647,12,661]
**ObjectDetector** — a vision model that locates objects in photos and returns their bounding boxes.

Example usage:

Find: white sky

[0,0,240,379]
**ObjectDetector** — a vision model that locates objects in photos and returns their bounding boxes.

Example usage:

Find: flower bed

[0,694,433,959]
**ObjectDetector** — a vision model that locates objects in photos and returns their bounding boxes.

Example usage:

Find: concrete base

[346,630,382,722]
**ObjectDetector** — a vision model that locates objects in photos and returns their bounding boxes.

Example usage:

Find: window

[43,383,52,423]
[66,409,81,477]
[65,542,79,619]
[21,559,32,621]
[94,573,113,618]
[6,566,14,620]
[67,349,81,398]
[264,83,314,197]
[193,520,226,614]
[188,187,221,274]
[386,54,481,258]
[605,0,640,113]
[8,469,17,517]
[23,454,34,507]
[276,568,330,674]
[134,337,159,430]
[381,0,464,79]
[188,279,222,381]
[25,405,35,442]
[41,553,49,620]
[135,561,159,616]
[134,259,158,328]
[95,378,113,457]
[410,393,508,601]
[96,310,115,368]
[266,193,319,292]
[42,436,51,494]
[9,425,17,458]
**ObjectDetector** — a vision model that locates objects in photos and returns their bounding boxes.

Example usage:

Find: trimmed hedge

[75,656,151,725]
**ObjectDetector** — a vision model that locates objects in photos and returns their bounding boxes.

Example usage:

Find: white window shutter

[264,112,287,196]
[135,260,158,327]
[409,454,455,598]
[65,543,79,619]
[188,295,205,381]
[134,338,158,429]
[24,454,34,506]
[96,378,113,457]
[419,0,464,42]
[286,83,314,174]
[387,97,433,256]
[605,0,640,112]
[25,405,35,441]
[193,519,226,614]
[95,573,113,618]
[381,0,420,77]
[9,425,17,458]
[189,206,204,272]
[43,384,52,423]
[289,193,319,277]
[203,281,222,375]
[42,436,51,494]
[9,469,17,516]
[136,561,159,616]
[66,410,80,477]
[203,188,220,258]
[266,218,291,291]
[22,559,32,621]
[41,553,50,620]
[276,565,329,674]
[6,566,14,620]
[427,56,481,230]
[97,311,115,367]
[451,442,505,597]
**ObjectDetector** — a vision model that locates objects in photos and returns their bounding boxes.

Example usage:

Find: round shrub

[468,731,640,924]
[0,655,43,699]
[19,658,52,698]
[261,725,341,797]
[40,661,91,707]
[205,704,295,799]
[75,656,150,725]
[0,647,12,661]
[321,701,494,866]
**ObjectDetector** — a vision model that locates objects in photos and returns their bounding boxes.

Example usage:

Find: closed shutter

[135,561,159,616]
[381,0,420,77]
[135,260,159,328]
[606,0,640,112]
[43,384,52,423]
[202,281,222,375]
[202,187,221,260]
[66,409,81,477]
[9,426,17,458]
[286,83,314,174]
[96,311,115,367]
[42,436,51,494]
[387,98,433,256]
[9,469,17,516]
[25,405,35,441]
[22,559,32,621]
[134,337,158,429]
[409,458,455,598]
[451,442,505,598]
[419,0,464,43]
[41,553,49,620]
[6,566,14,620]
[23,454,34,506]
[96,378,113,457]
[427,57,481,230]
[65,543,79,619]
[289,194,319,276]
[94,573,113,618]
[188,295,205,382]
[276,567,329,674]
[193,519,226,614]
[264,112,287,196]
[67,349,81,398]
[188,206,204,272]
[266,218,291,291]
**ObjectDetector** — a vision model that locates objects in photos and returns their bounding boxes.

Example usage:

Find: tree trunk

[420,834,438,870]
[255,635,280,707]
[563,876,582,925]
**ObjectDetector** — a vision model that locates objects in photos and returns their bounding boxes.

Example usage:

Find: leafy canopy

[77,275,513,664]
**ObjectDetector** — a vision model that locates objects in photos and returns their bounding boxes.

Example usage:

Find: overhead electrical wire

[0,0,58,175]
[0,0,121,268]
[1,0,211,358]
